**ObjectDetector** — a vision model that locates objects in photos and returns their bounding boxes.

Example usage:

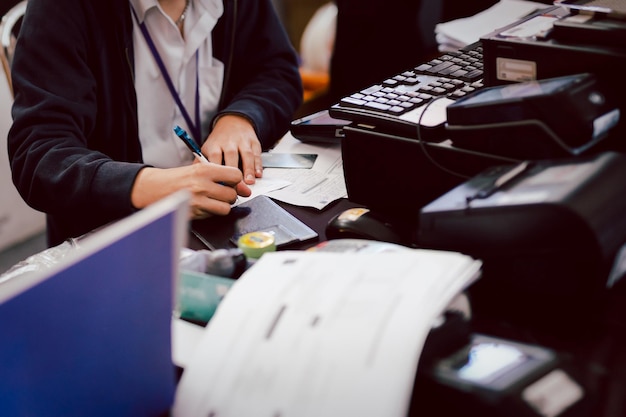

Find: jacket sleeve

[213,0,303,150]
[8,0,143,230]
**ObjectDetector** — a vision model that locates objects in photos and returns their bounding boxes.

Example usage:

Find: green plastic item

[176,270,235,323]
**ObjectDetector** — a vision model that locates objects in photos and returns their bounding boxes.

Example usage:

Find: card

[261,152,317,169]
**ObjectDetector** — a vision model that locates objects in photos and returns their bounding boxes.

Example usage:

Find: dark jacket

[8,0,303,246]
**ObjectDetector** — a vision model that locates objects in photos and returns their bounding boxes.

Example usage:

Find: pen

[174,125,210,164]
[174,125,234,196]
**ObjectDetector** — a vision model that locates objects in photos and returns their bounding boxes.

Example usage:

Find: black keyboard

[329,42,485,140]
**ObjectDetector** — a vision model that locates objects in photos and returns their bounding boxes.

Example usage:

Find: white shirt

[129,0,224,168]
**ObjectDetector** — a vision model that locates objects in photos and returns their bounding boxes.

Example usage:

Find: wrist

[131,167,167,209]
[213,112,256,131]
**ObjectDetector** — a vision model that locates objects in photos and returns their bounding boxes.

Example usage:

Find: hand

[131,162,252,220]
[202,114,262,185]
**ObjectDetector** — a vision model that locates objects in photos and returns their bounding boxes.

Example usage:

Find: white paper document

[233,176,292,206]
[173,250,482,417]
[255,133,347,210]
[435,0,549,51]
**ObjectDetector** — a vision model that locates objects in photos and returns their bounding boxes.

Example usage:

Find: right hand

[131,161,252,219]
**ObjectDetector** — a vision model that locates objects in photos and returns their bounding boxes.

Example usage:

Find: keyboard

[329,42,486,140]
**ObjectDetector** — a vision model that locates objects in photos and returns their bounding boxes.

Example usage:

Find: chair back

[0,1,27,96]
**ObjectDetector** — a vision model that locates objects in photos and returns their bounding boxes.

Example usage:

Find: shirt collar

[128,0,223,23]
[129,0,158,23]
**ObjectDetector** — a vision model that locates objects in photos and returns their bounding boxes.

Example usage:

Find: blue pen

[174,125,236,197]
[174,125,210,164]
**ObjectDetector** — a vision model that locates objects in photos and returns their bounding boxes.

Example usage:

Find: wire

[415,96,474,180]
[445,119,604,156]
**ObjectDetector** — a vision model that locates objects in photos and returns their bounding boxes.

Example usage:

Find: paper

[261,133,347,209]
[171,317,206,369]
[264,168,347,209]
[173,250,482,417]
[238,133,346,210]
[435,0,549,51]
[234,176,291,206]
[261,152,318,169]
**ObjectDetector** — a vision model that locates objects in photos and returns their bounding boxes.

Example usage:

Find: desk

[181,189,626,417]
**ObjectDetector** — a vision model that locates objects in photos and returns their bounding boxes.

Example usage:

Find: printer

[417,152,626,330]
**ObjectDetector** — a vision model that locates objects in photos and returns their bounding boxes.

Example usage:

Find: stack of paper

[173,249,482,417]
[243,132,347,210]
[435,0,550,51]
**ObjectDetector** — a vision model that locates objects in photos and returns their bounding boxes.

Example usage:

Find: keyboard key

[449,69,469,78]
[361,85,383,95]
[415,63,432,73]
[364,101,391,111]
[418,93,434,101]
[328,41,485,138]
[340,96,367,107]
[427,61,455,75]
[462,69,483,82]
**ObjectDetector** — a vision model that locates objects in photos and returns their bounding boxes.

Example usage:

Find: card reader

[445,73,620,159]
[413,333,586,417]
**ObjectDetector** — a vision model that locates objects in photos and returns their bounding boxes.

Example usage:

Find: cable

[445,119,605,156]
[415,96,474,180]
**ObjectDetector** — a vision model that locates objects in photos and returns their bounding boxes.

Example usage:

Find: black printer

[417,151,626,330]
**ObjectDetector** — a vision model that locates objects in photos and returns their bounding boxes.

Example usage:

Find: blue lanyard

[130,6,202,145]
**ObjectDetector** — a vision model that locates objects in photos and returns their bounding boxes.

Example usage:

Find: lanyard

[130,6,202,145]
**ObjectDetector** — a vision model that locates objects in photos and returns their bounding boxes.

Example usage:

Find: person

[8,0,303,247]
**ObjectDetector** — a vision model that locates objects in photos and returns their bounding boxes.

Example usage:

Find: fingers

[203,114,264,185]
[186,163,243,216]
[189,187,237,219]
[132,163,244,221]
[190,180,250,221]
[220,145,239,168]
[239,144,263,185]
[235,180,252,198]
